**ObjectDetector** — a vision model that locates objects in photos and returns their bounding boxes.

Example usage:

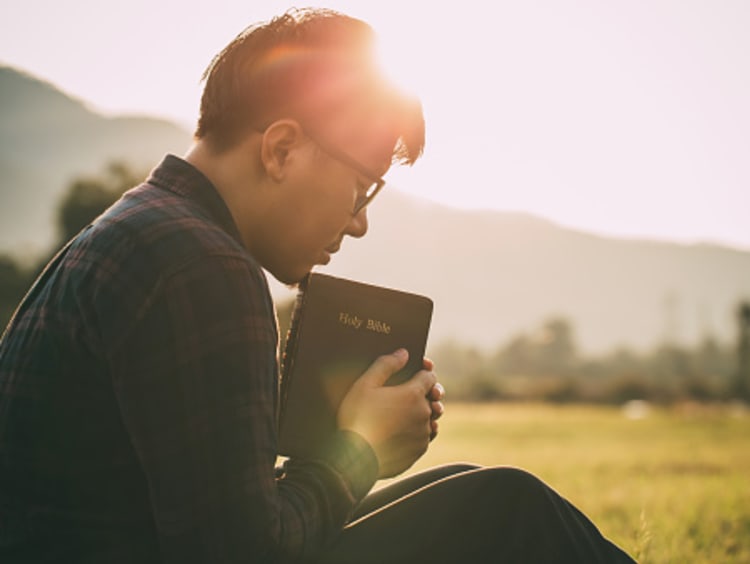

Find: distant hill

[3,65,749,353]
[0,66,192,253]
[312,190,750,354]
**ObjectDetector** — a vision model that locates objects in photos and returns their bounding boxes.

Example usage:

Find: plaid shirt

[0,155,378,563]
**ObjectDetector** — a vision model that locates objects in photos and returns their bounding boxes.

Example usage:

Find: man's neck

[184,139,269,252]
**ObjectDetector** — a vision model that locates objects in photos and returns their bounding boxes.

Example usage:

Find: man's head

[195,8,423,161]
[189,8,424,283]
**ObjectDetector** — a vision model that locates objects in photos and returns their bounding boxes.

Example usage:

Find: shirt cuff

[322,430,379,501]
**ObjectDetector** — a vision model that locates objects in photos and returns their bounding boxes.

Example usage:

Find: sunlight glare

[372,31,425,107]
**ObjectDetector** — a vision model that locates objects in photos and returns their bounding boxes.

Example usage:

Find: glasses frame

[302,128,387,216]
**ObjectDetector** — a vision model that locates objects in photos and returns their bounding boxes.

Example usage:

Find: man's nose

[345,208,368,239]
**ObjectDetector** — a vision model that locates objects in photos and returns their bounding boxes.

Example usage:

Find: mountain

[3,65,749,353]
[0,66,192,253]
[311,190,750,354]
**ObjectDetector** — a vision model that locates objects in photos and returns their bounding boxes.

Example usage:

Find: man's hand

[337,349,437,479]
[423,357,445,441]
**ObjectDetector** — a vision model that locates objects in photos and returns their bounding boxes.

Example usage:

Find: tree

[494,333,533,376]
[534,317,578,376]
[734,301,750,400]
[7,162,146,326]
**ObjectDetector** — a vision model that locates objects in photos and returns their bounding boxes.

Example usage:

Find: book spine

[278,274,310,434]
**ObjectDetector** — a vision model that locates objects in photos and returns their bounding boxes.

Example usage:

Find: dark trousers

[315,464,636,564]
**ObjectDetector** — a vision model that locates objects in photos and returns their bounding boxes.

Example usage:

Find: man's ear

[260,120,306,182]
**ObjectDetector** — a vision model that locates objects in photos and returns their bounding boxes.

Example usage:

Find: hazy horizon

[2,0,749,251]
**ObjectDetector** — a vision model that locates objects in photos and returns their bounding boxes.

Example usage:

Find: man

[0,8,634,563]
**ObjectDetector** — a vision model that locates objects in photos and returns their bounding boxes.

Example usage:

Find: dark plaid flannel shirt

[0,155,378,563]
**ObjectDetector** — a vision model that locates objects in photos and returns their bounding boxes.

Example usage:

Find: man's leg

[317,466,635,564]
[350,463,480,521]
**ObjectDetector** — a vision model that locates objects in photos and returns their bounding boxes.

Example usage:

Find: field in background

[384,402,750,563]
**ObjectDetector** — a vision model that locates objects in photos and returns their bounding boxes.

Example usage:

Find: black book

[278,273,433,459]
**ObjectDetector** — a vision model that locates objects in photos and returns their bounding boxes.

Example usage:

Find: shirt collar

[146,154,245,246]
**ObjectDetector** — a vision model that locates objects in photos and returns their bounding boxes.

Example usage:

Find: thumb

[359,348,409,388]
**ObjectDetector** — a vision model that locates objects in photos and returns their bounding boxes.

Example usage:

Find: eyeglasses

[303,129,387,216]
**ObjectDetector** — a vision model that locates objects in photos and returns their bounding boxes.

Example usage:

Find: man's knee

[434,462,481,476]
[489,466,546,489]
[467,466,554,508]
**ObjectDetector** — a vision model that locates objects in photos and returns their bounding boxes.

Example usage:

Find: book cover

[278,273,433,459]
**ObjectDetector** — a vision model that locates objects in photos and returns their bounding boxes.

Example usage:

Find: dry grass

[383,402,750,563]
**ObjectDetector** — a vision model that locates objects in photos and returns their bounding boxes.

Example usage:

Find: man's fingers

[411,368,437,395]
[430,420,439,441]
[423,357,435,371]
[428,382,445,401]
[361,348,409,387]
[430,400,444,420]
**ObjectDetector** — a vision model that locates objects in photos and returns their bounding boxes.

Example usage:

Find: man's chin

[265,251,333,287]
[269,265,315,288]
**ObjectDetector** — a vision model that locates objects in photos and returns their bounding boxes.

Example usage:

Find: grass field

[386,402,750,563]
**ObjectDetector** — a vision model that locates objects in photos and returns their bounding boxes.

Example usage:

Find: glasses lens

[365,181,380,200]
[303,128,385,215]
[353,180,383,214]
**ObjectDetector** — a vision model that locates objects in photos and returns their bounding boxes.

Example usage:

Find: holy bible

[278,273,433,459]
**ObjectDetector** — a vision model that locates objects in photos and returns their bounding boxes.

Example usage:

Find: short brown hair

[195,8,424,164]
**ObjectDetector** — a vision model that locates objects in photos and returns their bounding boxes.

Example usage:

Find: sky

[2,0,749,250]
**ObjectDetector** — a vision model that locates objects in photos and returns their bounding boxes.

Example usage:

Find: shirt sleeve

[103,253,378,562]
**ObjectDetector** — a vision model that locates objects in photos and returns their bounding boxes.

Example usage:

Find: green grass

[387,402,750,563]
